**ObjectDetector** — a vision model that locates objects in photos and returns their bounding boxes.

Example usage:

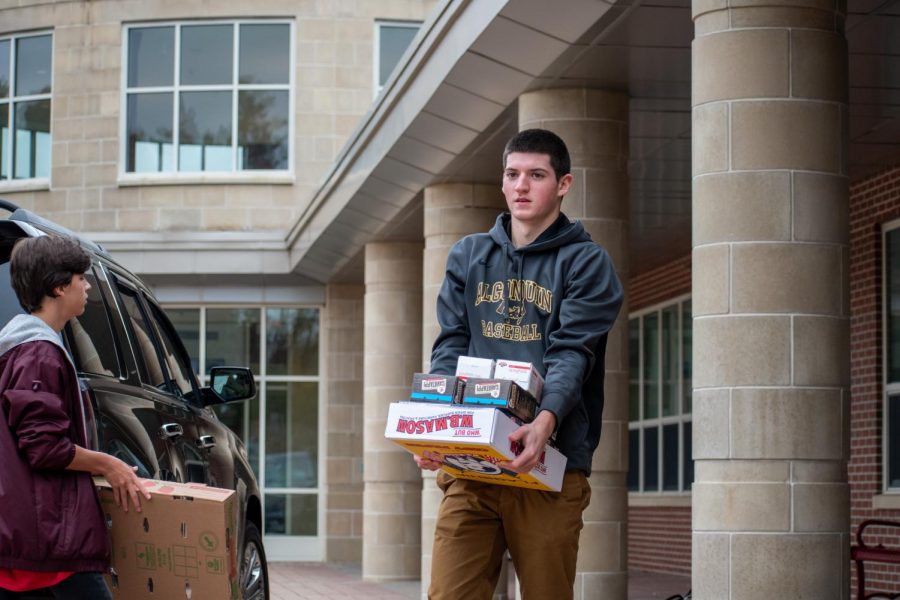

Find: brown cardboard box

[95,478,239,600]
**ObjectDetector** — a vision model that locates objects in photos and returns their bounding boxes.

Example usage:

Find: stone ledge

[628,493,692,508]
[871,493,900,510]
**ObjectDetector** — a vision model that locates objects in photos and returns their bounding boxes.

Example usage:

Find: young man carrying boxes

[413,129,623,599]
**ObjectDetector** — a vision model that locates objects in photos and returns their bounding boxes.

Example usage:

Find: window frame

[118,19,295,184]
[373,19,421,96]
[882,218,900,492]
[0,30,53,190]
[163,303,325,556]
[628,293,693,497]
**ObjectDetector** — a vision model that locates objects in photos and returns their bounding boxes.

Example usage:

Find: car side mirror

[203,367,256,405]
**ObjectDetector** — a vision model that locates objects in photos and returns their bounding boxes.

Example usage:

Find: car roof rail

[0,199,20,213]
[5,205,109,257]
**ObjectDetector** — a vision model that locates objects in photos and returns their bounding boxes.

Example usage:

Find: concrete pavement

[269,563,691,599]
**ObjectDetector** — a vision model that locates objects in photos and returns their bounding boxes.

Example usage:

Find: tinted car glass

[145,299,196,400]
[115,281,168,389]
[0,262,20,327]
[64,269,120,377]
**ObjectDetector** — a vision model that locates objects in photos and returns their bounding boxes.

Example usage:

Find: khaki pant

[429,470,591,600]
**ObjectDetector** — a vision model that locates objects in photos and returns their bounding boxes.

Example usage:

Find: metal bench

[852,519,900,600]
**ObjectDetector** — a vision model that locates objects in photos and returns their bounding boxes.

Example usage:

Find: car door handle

[196,435,216,450]
[159,423,184,439]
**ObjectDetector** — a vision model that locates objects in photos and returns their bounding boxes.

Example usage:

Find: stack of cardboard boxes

[384,356,566,491]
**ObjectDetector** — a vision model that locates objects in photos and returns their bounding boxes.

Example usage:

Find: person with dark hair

[0,235,150,600]
[416,128,623,599]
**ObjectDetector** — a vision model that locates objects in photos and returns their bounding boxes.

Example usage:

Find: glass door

[167,305,322,560]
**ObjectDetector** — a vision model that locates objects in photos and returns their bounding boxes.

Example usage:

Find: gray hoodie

[431,212,624,474]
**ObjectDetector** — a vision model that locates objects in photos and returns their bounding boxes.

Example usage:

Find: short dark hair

[10,236,91,313]
[502,128,571,181]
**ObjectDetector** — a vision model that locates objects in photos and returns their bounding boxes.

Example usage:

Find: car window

[64,269,120,377]
[115,281,169,390]
[0,261,22,329]
[145,299,197,401]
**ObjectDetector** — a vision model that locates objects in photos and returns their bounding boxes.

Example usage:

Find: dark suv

[0,201,269,600]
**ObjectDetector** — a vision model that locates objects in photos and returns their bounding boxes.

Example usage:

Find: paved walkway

[269,563,691,599]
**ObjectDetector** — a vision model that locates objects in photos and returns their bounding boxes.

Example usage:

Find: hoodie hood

[0,313,67,360]
[488,212,591,323]
[489,212,590,253]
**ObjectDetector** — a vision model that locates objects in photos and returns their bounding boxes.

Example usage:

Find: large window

[628,297,693,494]
[884,225,900,489]
[122,22,292,177]
[0,32,52,182]
[374,20,420,94]
[167,305,321,559]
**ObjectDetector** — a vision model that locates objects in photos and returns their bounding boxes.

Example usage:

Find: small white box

[384,402,566,492]
[455,355,495,379]
[494,359,544,402]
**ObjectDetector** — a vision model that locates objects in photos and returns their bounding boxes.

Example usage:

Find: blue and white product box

[409,373,465,404]
[384,402,566,492]
[455,355,495,379]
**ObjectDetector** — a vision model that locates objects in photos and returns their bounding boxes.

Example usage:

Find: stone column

[519,88,630,600]
[363,242,423,581]
[324,283,365,563]
[420,183,507,598]
[691,1,850,598]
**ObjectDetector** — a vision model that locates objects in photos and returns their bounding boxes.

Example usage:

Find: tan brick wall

[324,283,365,563]
[1,0,437,232]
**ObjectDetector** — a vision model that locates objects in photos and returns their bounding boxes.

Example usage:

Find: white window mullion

[657,309,664,490]
[3,46,11,179]
[678,301,684,492]
[232,23,239,172]
[638,316,644,492]
[259,307,268,504]
[198,306,207,383]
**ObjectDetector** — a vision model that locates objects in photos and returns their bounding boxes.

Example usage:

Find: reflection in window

[265,382,318,488]
[266,308,319,376]
[885,228,900,489]
[65,271,120,377]
[205,308,261,374]
[179,91,233,172]
[376,21,420,91]
[117,284,167,388]
[166,305,321,539]
[628,297,693,494]
[265,493,317,536]
[124,21,291,174]
[126,93,174,173]
[239,24,290,85]
[238,90,288,170]
[1,33,51,181]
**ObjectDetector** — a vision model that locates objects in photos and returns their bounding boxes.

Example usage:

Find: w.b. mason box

[384,402,566,492]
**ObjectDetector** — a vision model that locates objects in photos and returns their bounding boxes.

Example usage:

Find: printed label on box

[385,402,565,491]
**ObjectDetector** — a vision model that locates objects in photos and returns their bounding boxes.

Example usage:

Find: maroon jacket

[0,339,109,572]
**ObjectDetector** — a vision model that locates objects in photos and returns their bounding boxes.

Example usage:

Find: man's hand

[413,450,444,471]
[68,446,151,512]
[499,410,556,474]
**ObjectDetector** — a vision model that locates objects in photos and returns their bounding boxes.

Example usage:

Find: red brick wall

[628,506,692,575]
[629,254,692,312]
[625,167,900,586]
[849,164,900,597]
[626,256,692,576]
